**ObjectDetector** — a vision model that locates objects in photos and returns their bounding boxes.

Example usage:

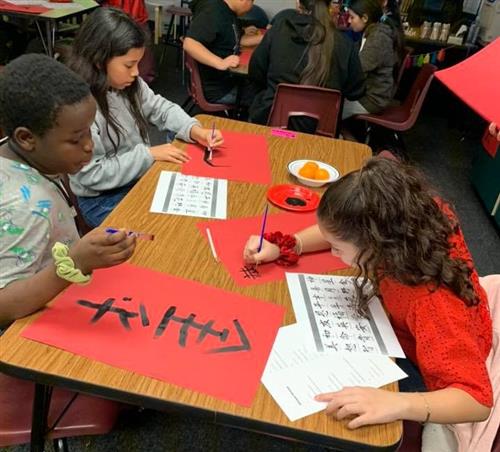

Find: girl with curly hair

[244,157,495,451]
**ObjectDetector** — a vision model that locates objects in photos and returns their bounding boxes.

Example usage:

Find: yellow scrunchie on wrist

[52,242,91,285]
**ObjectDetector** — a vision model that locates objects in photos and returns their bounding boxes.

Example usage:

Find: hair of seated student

[67,7,149,155]
[350,0,384,29]
[0,54,90,139]
[298,0,336,87]
[379,0,405,74]
[380,0,402,28]
[316,157,479,315]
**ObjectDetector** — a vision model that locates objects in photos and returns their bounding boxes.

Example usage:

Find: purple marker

[257,204,269,252]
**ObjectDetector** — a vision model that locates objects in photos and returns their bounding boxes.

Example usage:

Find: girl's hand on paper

[243,235,280,265]
[190,125,224,149]
[150,143,191,164]
[489,122,500,141]
[315,387,406,428]
[70,228,136,275]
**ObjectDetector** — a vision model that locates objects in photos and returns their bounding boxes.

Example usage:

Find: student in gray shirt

[67,8,224,227]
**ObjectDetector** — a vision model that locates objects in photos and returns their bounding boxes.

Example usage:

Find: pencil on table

[206,227,219,262]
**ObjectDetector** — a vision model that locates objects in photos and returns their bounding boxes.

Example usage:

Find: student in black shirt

[183,0,262,104]
[248,0,365,127]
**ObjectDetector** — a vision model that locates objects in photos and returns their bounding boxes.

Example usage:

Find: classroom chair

[160,1,192,68]
[267,83,342,138]
[393,47,413,98]
[182,52,236,115]
[0,373,123,450]
[354,64,437,147]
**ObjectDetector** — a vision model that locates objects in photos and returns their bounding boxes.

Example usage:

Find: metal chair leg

[31,383,53,452]
[53,438,69,452]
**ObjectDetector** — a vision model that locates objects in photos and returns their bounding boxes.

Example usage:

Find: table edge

[0,360,402,451]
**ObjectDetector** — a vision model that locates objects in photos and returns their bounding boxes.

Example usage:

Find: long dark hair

[382,0,402,28]
[67,7,149,154]
[350,0,383,29]
[317,157,480,315]
[380,0,405,73]
[299,0,336,87]
[351,0,403,79]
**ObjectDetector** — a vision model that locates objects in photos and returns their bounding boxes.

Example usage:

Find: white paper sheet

[261,324,407,422]
[286,273,405,358]
[150,171,227,219]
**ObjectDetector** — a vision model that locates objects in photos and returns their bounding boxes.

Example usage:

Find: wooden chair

[354,64,437,147]
[182,52,236,115]
[267,83,342,138]
[0,373,123,450]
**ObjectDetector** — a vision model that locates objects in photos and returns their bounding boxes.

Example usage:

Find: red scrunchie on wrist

[263,231,300,266]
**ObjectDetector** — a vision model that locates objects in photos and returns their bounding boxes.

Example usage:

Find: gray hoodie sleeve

[70,122,155,196]
[138,78,200,142]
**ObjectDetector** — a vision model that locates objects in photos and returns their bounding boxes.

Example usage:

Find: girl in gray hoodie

[67,7,224,227]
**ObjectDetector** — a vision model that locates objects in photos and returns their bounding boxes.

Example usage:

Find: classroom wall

[145,0,296,26]
[254,0,296,18]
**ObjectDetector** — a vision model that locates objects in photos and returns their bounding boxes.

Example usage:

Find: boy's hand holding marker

[68,228,137,276]
[217,55,240,71]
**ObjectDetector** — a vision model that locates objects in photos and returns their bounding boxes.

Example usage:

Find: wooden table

[0,116,401,451]
[0,0,98,57]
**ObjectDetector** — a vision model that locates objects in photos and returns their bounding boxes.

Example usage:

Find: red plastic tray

[267,184,320,212]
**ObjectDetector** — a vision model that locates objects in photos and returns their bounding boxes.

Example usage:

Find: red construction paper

[197,212,350,287]
[182,130,272,184]
[22,264,284,406]
[435,38,500,124]
[238,48,254,67]
[0,0,49,13]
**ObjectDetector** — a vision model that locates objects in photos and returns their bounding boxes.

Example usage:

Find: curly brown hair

[317,157,479,315]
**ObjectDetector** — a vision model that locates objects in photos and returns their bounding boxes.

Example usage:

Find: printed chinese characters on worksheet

[150,171,227,219]
[286,273,405,357]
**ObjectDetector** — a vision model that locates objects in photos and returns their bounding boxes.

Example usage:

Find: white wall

[145,0,297,24]
[255,0,296,18]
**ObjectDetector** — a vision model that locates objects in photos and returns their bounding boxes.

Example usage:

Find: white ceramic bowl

[287,159,340,188]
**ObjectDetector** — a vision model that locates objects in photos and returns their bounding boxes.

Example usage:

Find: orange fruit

[303,161,319,170]
[314,168,330,180]
[298,166,316,179]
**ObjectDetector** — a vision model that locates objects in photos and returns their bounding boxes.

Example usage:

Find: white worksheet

[150,171,227,219]
[286,273,405,358]
[261,323,407,421]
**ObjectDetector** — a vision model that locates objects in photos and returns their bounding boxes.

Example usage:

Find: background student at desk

[183,0,263,105]
[247,0,365,128]
[342,0,403,119]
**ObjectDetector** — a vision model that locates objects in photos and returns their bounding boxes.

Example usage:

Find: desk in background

[0,0,98,56]
[0,116,402,452]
